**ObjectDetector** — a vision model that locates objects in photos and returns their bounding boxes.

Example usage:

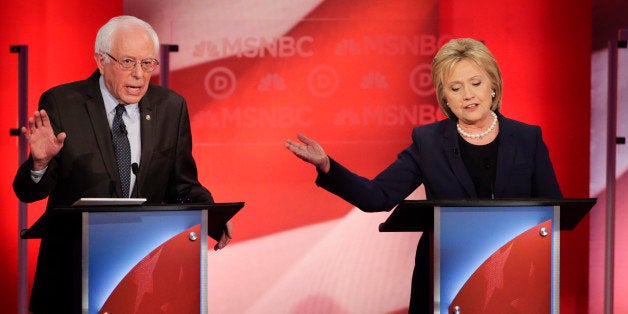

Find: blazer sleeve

[316,137,423,212]
[531,126,562,198]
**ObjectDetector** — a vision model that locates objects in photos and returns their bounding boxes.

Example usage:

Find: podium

[21,201,244,314]
[379,198,595,314]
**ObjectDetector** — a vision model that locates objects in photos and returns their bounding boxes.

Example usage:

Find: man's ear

[95,53,105,73]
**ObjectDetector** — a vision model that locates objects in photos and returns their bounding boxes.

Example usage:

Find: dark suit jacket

[316,113,562,210]
[13,70,213,313]
[315,114,562,313]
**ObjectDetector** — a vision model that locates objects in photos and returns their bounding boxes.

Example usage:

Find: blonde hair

[431,38,503,119]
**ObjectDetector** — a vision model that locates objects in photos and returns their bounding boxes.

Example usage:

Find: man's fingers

[225,221,233,239]
[39,110,50,128]
[20,126,30,140]
[57,132,67,145]
[30,110,48,130]
[33,110,43,129]
[214,236,229,250]
[214,221,233,251]
[27,117,36,132]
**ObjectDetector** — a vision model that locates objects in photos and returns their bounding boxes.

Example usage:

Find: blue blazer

[316,114,562,312]
[316,114,562,212]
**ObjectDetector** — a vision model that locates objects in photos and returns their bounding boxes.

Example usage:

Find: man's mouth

[126,85,143,95]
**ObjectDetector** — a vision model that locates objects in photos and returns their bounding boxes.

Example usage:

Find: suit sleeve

[167,100,214,204]
[531,127,562,198]
[12,91,62,203]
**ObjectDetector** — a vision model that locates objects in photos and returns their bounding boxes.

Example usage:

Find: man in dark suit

[12,15,232,313]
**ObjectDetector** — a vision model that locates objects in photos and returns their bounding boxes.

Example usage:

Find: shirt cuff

[30,167,47,183]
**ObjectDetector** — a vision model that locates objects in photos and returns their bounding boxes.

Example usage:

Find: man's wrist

[32,159,50,171]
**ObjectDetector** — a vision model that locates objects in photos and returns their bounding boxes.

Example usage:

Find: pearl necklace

[456,111,498,139]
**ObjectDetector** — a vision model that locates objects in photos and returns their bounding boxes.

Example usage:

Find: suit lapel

[441,120,477,197]
[134,93,155,197]
[84,71,122,196]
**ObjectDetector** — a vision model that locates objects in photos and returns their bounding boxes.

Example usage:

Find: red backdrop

[438,1,591,311]
[0,0,591,312]
[0,1,123,312]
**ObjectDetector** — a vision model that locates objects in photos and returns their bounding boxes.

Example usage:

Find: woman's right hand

[284,133,330,174]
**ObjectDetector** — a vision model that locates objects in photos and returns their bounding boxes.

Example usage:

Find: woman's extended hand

[285,133,330,174]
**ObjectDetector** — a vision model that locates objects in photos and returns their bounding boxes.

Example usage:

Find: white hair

[94,15,159,57]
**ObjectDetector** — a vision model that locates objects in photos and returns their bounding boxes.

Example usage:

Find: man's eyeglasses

[104,52,159,72]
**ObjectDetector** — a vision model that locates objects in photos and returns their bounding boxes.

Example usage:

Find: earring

[491,91,496,98]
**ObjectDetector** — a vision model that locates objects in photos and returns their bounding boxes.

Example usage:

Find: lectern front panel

[434,205,558,314]
[82,210,207,314]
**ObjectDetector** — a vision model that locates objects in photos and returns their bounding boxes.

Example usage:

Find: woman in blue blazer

[285,38,562,313]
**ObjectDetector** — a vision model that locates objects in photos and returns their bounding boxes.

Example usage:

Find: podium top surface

[379,198,596,232]
[59,201,244,213]
[21,202,244,240]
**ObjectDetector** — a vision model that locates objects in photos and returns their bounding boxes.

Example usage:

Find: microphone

[131,163,141,198]
[131,163,140,175]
